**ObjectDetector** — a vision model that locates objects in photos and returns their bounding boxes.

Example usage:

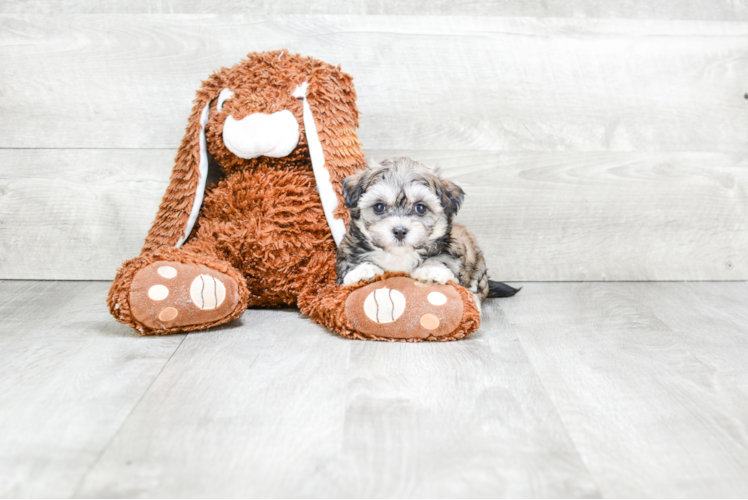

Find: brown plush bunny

[107,50,481,341]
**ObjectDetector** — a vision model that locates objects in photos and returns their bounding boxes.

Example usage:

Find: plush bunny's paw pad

[345,276,466,340]
[129,261,240,331]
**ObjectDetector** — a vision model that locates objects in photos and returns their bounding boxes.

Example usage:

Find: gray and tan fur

[336,157,518,305]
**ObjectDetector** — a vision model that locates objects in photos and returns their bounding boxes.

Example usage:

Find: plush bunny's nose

[222,110,300,159]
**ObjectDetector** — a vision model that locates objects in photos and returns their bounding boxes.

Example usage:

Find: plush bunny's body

[108,51,481,341]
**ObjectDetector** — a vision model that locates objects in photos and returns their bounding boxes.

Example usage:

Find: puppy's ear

[342,171,365,209]
[439,178,465,217]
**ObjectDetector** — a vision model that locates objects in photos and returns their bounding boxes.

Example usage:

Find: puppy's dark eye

[415,203,427,214]
[373,203,386,213]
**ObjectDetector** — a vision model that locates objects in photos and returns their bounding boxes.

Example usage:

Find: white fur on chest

[366,248,423,273]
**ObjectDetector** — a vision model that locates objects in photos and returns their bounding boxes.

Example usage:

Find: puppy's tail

[486,280,521,298]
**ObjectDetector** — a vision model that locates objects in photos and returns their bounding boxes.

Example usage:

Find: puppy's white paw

[343,263,385,286]
[411,264,455,285]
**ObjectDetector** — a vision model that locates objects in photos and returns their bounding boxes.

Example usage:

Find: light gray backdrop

[1,1,746,281]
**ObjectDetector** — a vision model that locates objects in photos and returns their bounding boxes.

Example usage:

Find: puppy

[336,157,518,308]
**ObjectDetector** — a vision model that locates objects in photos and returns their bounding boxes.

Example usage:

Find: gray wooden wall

[1,2,747,281]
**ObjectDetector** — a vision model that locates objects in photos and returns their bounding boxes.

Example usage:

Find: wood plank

[74,303,597,497]
[1,15,747,151]
[0,281,184,498]
[3,280,748,496]
[0,149,171,280]
[2,148,746,281]
[397,150,748,282]
[503,282,748,497]
[632,281,748,395]
[2,0,747,21]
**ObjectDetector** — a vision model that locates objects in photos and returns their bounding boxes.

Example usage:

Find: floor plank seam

[656,313,748,404]
[69,333,188,498]
[512,330,605,498]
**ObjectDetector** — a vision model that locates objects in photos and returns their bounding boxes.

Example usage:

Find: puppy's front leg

[411,262,456,285]
[342,262,385,286]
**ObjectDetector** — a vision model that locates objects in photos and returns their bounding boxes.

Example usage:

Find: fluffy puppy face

[343,158,465,255]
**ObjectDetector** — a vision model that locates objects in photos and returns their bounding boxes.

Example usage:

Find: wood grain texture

[4,280,748,497]
[0,281,184,498]
[1,15,747,151]
[2,149,745,281]
[0,149,172,280]
[74,303,597,497]
[503,282,748,497]
[3,0,748,20]
[388,150,748,281]
[631,282,748,395]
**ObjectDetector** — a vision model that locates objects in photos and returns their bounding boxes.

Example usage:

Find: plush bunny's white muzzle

[222,110,300,160]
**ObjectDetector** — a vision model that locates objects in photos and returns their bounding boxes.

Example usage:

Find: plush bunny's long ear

[141,85,220,254]
[293,82,348,246]
[295,68,366,245]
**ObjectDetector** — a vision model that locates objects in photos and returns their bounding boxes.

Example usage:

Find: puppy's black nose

[393,226,408,241]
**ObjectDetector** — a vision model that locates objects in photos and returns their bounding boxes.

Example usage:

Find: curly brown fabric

[298,272,481,342]
[107,247,250,335]
[107,50,480,341]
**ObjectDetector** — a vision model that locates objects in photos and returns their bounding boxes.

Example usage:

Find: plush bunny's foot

[345,276,477,341]
[129,261,242,332]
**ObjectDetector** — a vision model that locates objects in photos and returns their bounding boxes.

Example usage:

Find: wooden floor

[1,280,747,498]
